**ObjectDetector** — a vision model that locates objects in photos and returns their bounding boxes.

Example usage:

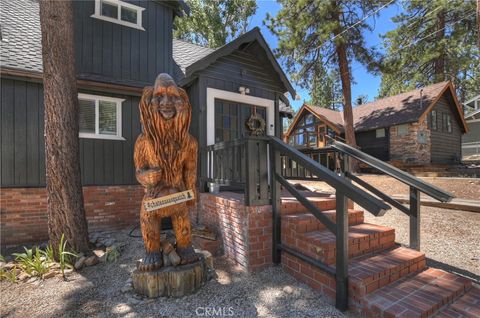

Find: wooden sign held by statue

[131,73,210,297]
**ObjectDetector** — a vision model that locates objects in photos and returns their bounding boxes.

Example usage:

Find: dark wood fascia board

[153,0,190,17]
[184,27,296,98]
[418,81,468,133]
[1,67,145,96]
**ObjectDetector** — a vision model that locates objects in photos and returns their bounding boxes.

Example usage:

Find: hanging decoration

[246,105,266,136]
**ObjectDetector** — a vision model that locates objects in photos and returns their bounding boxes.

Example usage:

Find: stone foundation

[389,122,431,164]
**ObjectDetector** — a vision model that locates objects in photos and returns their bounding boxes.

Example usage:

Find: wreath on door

[246,106,266,136]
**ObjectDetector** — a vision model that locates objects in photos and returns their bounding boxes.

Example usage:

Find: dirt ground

[297,174,480,200]
[0,229,353,318]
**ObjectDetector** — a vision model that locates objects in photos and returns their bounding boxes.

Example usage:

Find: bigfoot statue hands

[134,74,198,271]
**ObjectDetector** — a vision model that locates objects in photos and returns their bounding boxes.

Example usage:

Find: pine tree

[39,0,89,253]
[309,69,343,110]
[174,0,257,48]
[265,0,390,149]
[379,0,479,101]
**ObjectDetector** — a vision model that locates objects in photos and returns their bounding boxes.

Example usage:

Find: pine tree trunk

[39,0,89,254]
[336,43,356,148]
[434,10,446,82]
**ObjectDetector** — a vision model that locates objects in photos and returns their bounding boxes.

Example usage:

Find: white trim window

[78,93,125,140]
[91,0,145,31]
[396,124,409,137]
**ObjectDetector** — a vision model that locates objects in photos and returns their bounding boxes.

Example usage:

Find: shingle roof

[172,39,215,81]
[303,82,455,132]
[353,81,449,131]
[0,0,43,73]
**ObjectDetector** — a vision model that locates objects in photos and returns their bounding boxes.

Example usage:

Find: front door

[214,99,267,143]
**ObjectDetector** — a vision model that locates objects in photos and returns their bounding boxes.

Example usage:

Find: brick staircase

[280,196,478,318]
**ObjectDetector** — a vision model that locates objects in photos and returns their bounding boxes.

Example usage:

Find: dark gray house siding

[0,78,142,187]
[462,121,480,156]
[429,94,463,163]
[356,129,390,161]
[73,0,174,87]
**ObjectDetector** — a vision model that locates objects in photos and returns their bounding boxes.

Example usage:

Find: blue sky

[249,0,405,111]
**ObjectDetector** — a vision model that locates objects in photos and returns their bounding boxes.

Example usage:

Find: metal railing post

[335,190,349,311]
[409,186,421,250]
[336,153,350,311]
[270,142,282,264]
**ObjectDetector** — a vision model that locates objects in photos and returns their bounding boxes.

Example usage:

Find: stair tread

[348,246,426,297]
[301,223,395,245]
[282,209,362,219]
[436,285,480,318]
[363,268,472,318]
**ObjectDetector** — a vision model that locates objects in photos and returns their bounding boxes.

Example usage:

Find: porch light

[238,86,250,95]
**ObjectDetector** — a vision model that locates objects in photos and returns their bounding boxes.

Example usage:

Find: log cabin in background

[284,81,468,165]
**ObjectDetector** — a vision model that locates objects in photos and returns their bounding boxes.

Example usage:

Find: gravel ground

[295,175,480,280]
[0,229,354,318]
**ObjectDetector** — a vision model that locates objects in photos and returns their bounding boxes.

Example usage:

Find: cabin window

[92,0,145,31]
[396,124,408,137]
[429,110,437,130]
[443,113,452,133]
[375,128,385,138]
[78,93,125,140]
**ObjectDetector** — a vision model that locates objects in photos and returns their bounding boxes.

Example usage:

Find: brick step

[285,223,396,265]
[349,246,426,299]
[281,246,426,304]
[281,209,364,234]
[435,285,480,318]
[361,268,472,318]
[281,195,344,215]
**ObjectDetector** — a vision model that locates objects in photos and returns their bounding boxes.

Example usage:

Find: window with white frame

[78,93,125,140]
[91,0,145,30]
[375,128,385,138]
[396,124,408,137]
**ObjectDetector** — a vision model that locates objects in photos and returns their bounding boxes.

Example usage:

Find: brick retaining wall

[1,185,144,246]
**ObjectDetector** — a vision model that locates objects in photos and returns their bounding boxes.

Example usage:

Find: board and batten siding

[73,0,173,87]
[356,128,390,161]
[0,78,142,188]
[429,94,463,163]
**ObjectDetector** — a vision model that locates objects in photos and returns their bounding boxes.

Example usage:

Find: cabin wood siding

[0,78,142,187]
[356,129,390,161]
[429,95,462,163]
[73,0,173,87]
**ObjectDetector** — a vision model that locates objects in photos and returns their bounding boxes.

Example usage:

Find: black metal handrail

[329,138,454,202]
[268,136,390,311]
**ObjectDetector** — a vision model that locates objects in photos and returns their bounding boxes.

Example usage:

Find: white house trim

[91,0,145,31]
[78,93,125,141]
[206,87,275,146]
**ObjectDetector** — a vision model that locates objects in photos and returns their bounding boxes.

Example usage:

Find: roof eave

[183,27,296,98]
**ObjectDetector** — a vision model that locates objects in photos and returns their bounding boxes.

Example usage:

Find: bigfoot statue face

[150,74,187,120]
[134,73,199,272]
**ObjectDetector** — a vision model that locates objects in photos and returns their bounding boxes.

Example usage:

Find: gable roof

[173,27,296,99]
[287,81,468,135]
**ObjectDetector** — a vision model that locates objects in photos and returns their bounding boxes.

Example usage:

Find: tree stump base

[132,251,212,298]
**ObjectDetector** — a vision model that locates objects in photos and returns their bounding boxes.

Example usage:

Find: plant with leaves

[266,0,391,149]
[174,0,257,48]
[58,234,78,280]
[379,0,479,101]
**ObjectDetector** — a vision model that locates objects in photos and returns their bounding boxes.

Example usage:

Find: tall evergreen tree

[39,0,89,253]
[174,0,257,48]
[309,68,343,110]
[379,0,479,101]
[266,0,390,149]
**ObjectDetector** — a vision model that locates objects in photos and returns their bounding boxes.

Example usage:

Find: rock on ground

[0,229,354,318]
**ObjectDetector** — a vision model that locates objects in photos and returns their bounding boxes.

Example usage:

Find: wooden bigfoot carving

[134,73,198,271]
